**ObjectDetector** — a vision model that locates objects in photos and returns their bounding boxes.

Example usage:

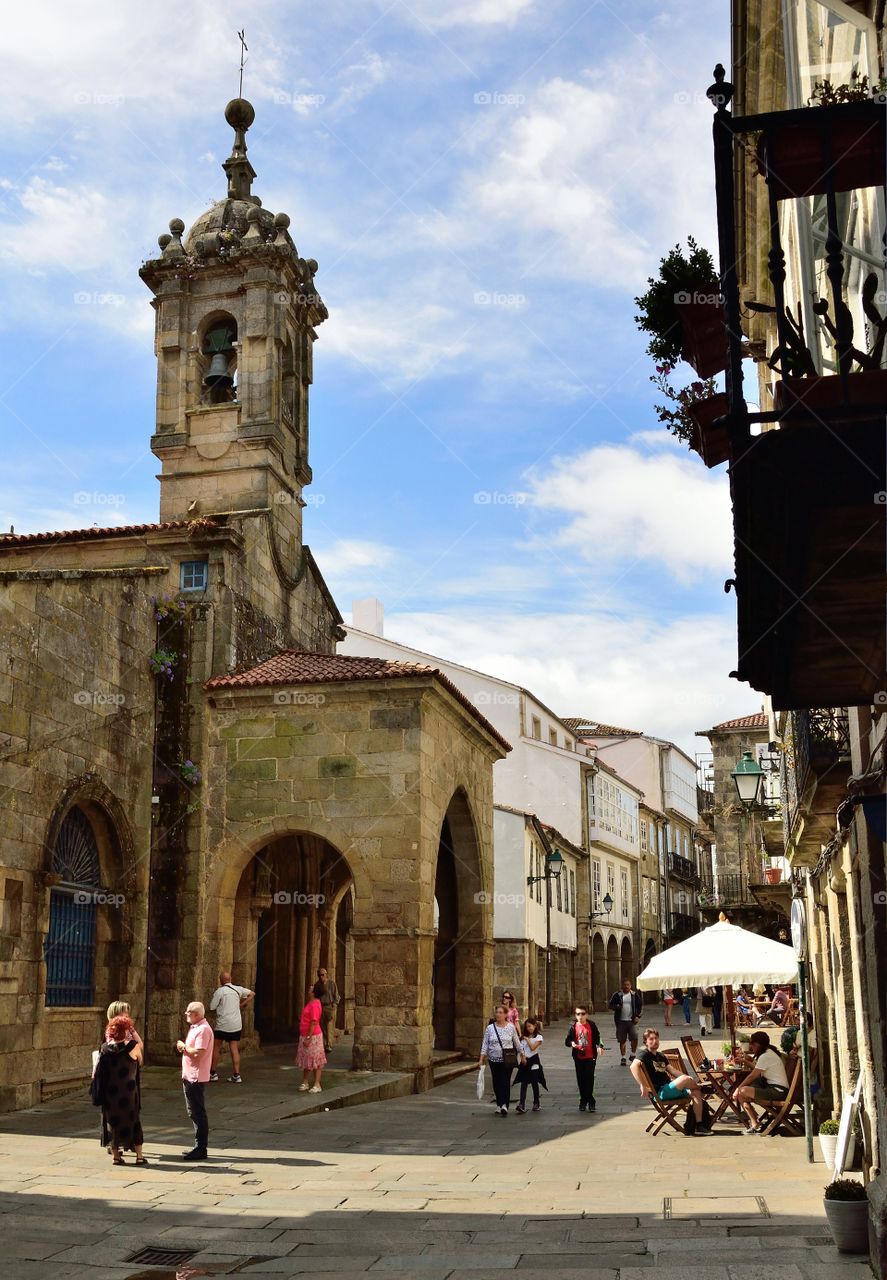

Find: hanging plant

[149,649,179,679]
[634,238,720,367]
[179,760,202,786]
[650,365,720,445]
[151,594,189,624]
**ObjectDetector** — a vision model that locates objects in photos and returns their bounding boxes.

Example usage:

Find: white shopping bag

[475,1065,485,1100]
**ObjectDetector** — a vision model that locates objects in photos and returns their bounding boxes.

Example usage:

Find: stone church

[0,99,508,1110]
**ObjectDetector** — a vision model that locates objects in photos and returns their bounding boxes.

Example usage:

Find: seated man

[632,1027,711,1135]
[731,1030,790,1133]
[762,986,791,1026]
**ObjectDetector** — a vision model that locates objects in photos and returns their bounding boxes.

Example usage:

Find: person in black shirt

[564,1005,601,1112]
[632,1028,711,1135]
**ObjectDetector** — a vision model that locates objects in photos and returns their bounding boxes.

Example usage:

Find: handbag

[475,1065,485,1100]
[493,1025,518,1068]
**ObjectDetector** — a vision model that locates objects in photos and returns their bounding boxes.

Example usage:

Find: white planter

[819,1132,855,1171]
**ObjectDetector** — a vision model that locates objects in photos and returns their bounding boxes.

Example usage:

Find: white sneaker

[297,1082,310,1091]
[308,1084,322,1093]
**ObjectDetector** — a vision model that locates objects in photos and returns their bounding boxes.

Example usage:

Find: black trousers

[574,1057,596,1105]
[489,1060,513,1108]
[183,1080,209,1150]
[519,1078,540,1105]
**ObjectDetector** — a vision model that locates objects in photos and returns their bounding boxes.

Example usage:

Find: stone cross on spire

[223,98,257,201]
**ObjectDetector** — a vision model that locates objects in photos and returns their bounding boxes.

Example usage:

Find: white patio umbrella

[636,918,797,990]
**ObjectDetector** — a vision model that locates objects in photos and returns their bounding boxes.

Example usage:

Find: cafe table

[702,1061,749,1124]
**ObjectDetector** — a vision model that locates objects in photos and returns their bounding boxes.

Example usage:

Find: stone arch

[606,933,620,997]
[591,931,607,1012]
[41,777,140,1013]
[620,935,634,985]
[430,787,488,1057]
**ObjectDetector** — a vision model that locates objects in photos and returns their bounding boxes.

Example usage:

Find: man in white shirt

[731,1030,790,1133]
[208,970,254,1083]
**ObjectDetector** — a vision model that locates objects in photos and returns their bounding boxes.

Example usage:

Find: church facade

[0,99,507,1110]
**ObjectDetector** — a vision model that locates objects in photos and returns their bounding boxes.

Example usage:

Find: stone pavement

[0,1008,871,1279]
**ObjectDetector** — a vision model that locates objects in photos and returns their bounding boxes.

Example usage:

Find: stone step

[432,1059,476,1087]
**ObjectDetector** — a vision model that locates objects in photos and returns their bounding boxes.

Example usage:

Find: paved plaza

[0,1008,869,1279]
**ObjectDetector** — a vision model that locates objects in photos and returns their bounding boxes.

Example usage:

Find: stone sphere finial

[169,218,185,236]
[274,212,290,229]
[246,205,261,222]
[225,98,255,132]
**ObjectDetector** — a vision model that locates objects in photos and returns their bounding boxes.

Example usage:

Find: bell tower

[141,99,326,551]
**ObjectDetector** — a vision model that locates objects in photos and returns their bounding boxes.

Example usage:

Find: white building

[341,603,586,1018]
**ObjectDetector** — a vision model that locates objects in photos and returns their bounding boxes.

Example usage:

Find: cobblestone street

[0,1009,867,1278]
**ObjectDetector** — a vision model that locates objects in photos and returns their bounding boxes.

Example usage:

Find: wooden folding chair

[680,1035,710,1077]
[630,1059,691,1136]
[756,1058,804,1135]
[662,1047,689,1076]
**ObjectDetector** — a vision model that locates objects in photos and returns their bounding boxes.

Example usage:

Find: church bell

[203,327,235,389]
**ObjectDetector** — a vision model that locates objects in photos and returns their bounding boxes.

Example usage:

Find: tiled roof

[561,715,642,738]
[0,520,194,546]
[205,650,511,751]
[705,712,768,733]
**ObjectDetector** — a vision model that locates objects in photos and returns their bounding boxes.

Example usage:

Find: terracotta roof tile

[0,520,195,547]
[205,650,511,752]
[706,712,768,733]
[561,715,642,738]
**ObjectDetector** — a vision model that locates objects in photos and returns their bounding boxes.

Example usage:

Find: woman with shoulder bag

[479,1004,525,1116]
[96,1014,146,1166]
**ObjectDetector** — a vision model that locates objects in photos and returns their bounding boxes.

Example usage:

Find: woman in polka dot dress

[97,1014,146,1165]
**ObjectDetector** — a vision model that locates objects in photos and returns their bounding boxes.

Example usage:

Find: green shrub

[819,1119,840,1136]
[824,1178,867,1201]
[633,238,719,366]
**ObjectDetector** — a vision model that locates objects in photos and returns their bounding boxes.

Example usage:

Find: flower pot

[677,299,727,378]
[819,1133,856,1171]
[757,102,886,200]
[764,867,783,885]
[774,370,887,424]
[824,1195,869,1254]
[688,392,730,467]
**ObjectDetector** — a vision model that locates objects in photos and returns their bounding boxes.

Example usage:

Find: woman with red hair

[94,1014,146,1165]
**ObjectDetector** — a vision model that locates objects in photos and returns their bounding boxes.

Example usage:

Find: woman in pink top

[296,991,327,1092]
[502,991,521,1027]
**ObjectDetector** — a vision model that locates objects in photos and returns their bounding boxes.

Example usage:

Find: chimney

[352,598,384,637]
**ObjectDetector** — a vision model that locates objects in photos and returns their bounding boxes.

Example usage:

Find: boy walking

[564,1005,601,1112]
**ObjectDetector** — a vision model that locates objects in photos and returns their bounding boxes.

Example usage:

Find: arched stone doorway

[233,831,353,1044]
[606,934,620,997]
[591,932,607,1012]
[620,936,633,985]
[430,789,488,1058]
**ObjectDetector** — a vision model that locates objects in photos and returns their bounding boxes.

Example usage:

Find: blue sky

[0,0,761,752]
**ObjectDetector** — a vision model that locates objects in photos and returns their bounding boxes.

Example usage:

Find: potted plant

[634,239,726,378]
[823,1178,869,1254]
[764,861,783,885]
[818,1118,857,1171]
[650,366,730,466]
[757,75,886,200]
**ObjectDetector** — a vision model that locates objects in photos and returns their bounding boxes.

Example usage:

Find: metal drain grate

[664,1195,770,1219]
[126,1247,198,1266]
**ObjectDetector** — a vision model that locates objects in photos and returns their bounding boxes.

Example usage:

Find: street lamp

[527,845,564,1026]
[590,891,614,921]
[731,750,766,808]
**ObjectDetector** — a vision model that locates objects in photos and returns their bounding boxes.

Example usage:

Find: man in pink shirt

[177,1000,214,1160]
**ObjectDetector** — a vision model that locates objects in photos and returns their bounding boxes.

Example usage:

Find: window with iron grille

[45,808,102,1007]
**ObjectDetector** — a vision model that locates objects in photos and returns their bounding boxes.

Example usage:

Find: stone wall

[0,565,155,1109]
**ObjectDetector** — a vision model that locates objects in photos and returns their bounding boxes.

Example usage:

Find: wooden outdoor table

[702,1063,749,1124]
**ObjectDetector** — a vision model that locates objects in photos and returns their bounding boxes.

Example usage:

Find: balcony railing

[668,852,699,884]
[708,67,886,709]
[782,707,851,848]
[697,872,756,909]
[669,911,698,941]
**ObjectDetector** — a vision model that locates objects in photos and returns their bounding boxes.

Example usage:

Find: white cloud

[374,606,758,757]
[526,443,733,583]
[312,537,397,579]
[418,0,537,29]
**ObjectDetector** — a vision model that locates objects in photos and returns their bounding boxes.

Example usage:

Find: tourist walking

[697,985,715,1036]
[662,988,675,1027]
[209,969,254,1083]
[608,978,643,1064]
[713,985,724,1030]
[296,990,327,1092]
[479,1004,525,1116]
[177,1000,214,1160]
[680,986,692,1025]
[94,1014,146,1165]
[565,1004,601,1112]
[514,1017,547,1113]
[501,990,521,1027]
[313,966,340,1053]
